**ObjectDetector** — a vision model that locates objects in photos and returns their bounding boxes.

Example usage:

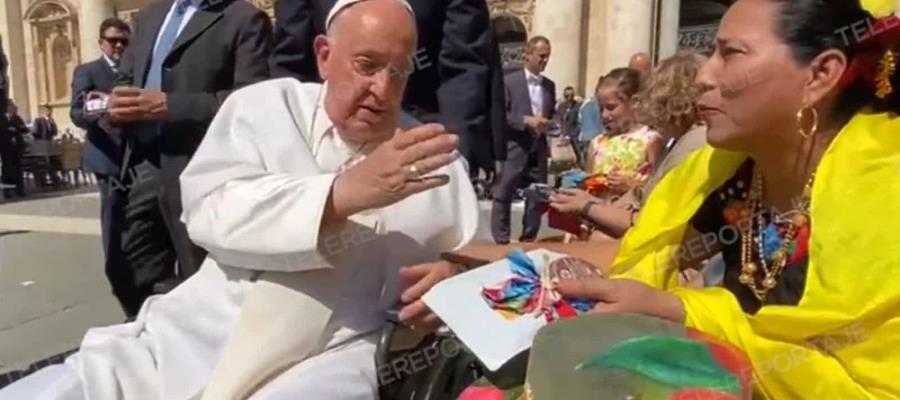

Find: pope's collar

[311,83,335,147]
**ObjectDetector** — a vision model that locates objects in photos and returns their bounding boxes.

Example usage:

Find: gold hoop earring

[797,106,818,139]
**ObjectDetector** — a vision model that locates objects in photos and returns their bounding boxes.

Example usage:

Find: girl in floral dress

[587,68,664,200]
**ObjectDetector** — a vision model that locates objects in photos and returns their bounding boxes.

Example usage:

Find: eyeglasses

[352,58,414,81]
[102,37,129,46]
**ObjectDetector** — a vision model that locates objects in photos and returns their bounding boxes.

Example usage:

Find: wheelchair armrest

[375,314,401,381]
[385,309,401,324]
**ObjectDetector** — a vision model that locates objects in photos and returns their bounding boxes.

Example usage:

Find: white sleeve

[179,86,335,272]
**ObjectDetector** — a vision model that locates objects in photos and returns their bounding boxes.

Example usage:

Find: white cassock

[0,78,481,400]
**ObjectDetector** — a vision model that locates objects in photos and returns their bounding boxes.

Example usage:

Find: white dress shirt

[102,54,118,73]
[525,67,545,117]
[152,0,205,56]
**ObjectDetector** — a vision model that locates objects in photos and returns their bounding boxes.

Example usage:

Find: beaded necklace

[739,166,815,301]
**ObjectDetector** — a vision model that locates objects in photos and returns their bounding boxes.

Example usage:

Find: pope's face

[316,1,417,143]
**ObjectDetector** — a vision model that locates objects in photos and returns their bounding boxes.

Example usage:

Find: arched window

[25,0,79,104]
[492,15,527,44]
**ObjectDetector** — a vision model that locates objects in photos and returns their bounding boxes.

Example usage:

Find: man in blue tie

[105,0,272,316]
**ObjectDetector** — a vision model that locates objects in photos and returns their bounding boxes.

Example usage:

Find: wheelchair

[374,311,483,400]
[374,310,531,400]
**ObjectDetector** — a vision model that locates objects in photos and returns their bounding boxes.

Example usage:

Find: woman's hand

[332,124,459,217]
[556,278,686,323]
[550,188,597,215]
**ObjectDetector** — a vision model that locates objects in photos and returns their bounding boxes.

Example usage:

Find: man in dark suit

[3,101,28,198]
[105,0,271,316]
[33,104,58,140]
[70,17,131,259]
[270,0,498,175]
[491,36,555,244]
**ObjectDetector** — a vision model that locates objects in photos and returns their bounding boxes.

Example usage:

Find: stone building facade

[0,0,736,132]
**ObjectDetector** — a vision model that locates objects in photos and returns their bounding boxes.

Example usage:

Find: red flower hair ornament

[838,14,900,99]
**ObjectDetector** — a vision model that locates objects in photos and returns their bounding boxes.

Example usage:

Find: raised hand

[331,123,460,216]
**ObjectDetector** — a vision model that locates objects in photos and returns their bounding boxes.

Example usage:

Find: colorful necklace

[739,167,815,301]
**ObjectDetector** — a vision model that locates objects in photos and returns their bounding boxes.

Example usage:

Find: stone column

[658,0,681,59]
[4,0,31,119]
[532,0,584,97]
[583,0,607,97]
[78,0,115,62]
[603,0,654,73]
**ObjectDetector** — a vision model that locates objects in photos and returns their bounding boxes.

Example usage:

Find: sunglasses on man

[103,37,129,46]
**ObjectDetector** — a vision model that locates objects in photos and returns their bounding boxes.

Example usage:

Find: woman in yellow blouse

[556,0,900,398]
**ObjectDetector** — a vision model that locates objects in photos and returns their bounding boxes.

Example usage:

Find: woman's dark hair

[596,68,642,101]
[770,0,898,114]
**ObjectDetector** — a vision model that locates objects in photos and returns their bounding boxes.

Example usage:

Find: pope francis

[0,0,481,399]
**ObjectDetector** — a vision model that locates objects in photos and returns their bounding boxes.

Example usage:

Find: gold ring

[407,164,420,180]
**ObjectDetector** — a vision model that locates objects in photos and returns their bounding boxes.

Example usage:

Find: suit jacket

[270,0,498,165]
[3,114,28,149]
[71,57,121,175]
[504,69,556,153]
[115,0,272,186]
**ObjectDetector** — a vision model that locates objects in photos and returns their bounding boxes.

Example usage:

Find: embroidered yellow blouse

[610,110,900,399]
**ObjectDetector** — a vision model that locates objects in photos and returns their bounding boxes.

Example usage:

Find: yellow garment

[610,111,900,399]
[861,0,896,17]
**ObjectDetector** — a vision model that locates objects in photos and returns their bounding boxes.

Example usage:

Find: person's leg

[569,135,583,167]
[104,169,140,317]
[117,157,177,316]
[578,140,592,169]
[96,175,112,256]
[158,180,207,282]
[250,339,378,400]
[491,142,528,244]
[99,174,142,317]
[0,147,14,197]
[157,156,207,283]
[13,154,24,197]
[520,142,549,242]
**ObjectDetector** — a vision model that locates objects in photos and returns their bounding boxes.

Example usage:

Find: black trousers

[0,144,23,195]
[491,140,548,244]
[157,157,207,279]
[106,155,177,317]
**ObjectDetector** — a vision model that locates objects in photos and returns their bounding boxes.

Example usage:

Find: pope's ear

[314,35,331,81]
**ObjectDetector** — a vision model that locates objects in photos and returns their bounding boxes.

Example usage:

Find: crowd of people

[0,0,898,398]
[0,100,63,197]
